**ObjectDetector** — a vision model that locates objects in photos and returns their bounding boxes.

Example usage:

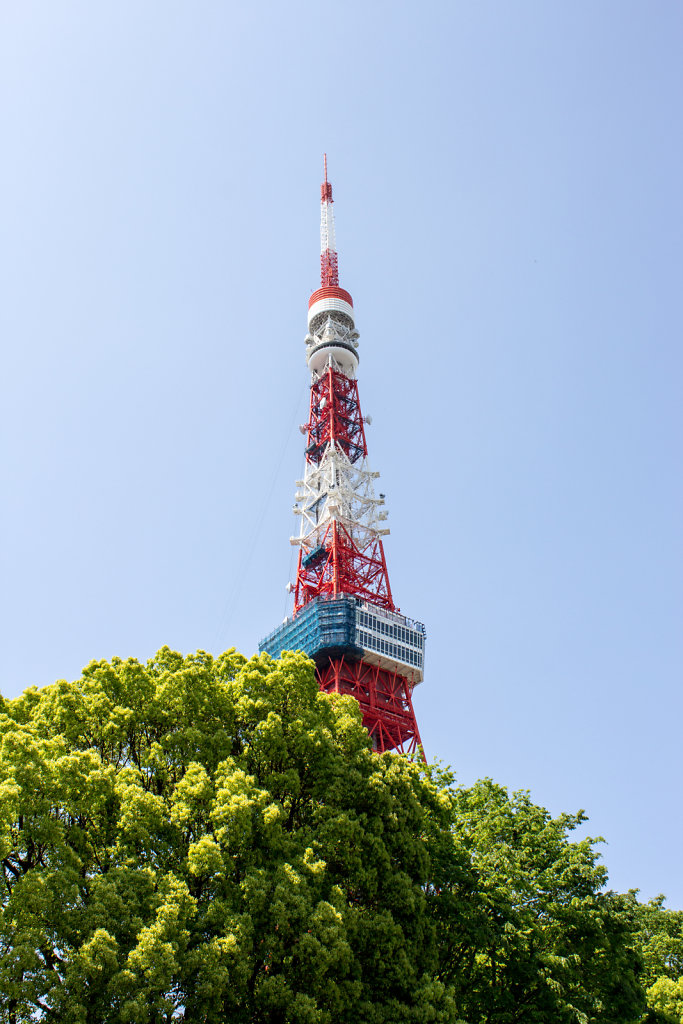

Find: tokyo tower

[259,158,425,755]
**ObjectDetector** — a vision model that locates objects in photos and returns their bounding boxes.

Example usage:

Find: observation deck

[259,595,426,684]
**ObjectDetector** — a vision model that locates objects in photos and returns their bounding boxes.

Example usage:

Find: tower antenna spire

[320,154,338,287]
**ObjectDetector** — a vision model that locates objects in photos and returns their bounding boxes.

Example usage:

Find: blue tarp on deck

[259,595,362,662]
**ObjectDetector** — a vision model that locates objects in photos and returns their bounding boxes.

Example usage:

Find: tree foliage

[0,648,653,1022]
[634,897,683,1022]
[440,780,645,1023]
[636,897,683,989]
[645,977,683,1023]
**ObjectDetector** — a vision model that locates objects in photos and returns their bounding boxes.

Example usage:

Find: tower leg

[317,656,425,758]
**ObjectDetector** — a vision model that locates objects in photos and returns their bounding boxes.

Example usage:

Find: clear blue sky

[2,2,681,907]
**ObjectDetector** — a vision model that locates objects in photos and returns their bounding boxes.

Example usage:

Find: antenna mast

[320,153,339,287]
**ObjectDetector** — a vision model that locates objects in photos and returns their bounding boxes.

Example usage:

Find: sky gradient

[1,2,682,907]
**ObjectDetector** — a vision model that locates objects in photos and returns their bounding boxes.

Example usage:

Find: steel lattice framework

[293,355,394,613]
[306,365,368,464]
[317,657,422,755]
[261,157,425,757]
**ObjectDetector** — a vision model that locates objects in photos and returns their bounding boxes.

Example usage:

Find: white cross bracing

[290,442,389,553]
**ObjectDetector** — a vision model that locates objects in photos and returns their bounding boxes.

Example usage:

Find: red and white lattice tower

[260,158,425,756]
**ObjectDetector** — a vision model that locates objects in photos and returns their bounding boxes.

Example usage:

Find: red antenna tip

[324,153,328,183]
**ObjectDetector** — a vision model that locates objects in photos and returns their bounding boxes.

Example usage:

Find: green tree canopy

[0,648,649,1023]
[633,896,683,1022]
[636,896,683,989]
[645,977,683,1023]
[442,779,644,1023]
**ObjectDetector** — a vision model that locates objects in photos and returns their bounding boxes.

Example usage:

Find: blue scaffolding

[259,595,363,663]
